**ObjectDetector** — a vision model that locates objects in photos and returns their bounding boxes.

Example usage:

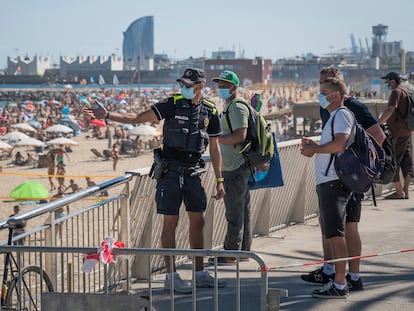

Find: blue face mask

[218,88,231,100]
[318,93,330,109]
[386,84,391,90]
[181,86,196,99]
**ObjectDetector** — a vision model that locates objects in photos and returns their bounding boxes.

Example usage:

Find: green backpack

[224,98,275,168]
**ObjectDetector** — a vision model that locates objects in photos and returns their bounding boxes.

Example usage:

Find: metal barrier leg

[266,288,288,311]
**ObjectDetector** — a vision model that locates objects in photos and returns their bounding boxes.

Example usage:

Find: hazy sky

[1,0,413,69]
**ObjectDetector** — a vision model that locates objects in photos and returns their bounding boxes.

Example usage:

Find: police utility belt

[149,148,206,181]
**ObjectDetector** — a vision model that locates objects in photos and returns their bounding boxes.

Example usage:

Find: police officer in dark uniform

[84,68,226,293]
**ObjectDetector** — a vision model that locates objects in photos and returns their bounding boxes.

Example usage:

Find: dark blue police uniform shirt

[151,97,222,137]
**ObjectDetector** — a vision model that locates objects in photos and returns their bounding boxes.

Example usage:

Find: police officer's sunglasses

[179,82,199,88]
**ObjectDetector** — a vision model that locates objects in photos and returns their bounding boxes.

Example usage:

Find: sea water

[0,83,175,90]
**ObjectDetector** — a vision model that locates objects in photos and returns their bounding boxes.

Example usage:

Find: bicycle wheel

[4,265,54,311]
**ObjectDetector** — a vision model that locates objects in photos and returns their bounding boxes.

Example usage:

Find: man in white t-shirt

[301,77,354,299]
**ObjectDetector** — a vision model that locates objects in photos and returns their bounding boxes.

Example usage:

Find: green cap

[212,70,240,87]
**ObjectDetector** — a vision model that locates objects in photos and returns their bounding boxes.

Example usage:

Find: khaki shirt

[220,99,249,171]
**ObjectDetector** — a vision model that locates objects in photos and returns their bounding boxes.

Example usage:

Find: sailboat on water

[113,74,119,85]
[98,74,106,86]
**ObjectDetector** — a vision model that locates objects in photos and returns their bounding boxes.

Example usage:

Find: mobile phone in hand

[92,99,108,121]
[94,99,106,110]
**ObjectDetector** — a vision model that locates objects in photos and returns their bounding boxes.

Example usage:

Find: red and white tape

[260,247,414,272]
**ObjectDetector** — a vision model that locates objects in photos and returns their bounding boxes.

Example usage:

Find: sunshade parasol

[122,124,134,130]
[45,124,73,134]
[0,141,12,150]
[2,131,30,142]
[14,137,45,147]
[10,181,48,200]
[90,119,106,127]
[46,137,79,146]
[29,120,42,129]
[10,123,36,133]
[128,124,158,136]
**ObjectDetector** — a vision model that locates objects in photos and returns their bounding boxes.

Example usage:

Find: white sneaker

[164,273,192,294]
[195,270,227,288]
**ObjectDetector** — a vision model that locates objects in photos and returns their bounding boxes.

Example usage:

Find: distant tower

[123,16,154,71]
[372,24,388,58]
[350,33,358,56]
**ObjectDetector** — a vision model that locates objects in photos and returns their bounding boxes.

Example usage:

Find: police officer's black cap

[381,72,400,81]
[177,68,206,85]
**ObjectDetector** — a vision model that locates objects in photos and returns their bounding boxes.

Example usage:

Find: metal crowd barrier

[0,245,280,311]
[0,138,320,310]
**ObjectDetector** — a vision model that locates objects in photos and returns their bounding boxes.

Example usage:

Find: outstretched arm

[83,99,157,125]
[107,109,157,124]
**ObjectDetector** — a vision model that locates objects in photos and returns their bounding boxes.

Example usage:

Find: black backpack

[326,108,385,193]
[376,125,397,184]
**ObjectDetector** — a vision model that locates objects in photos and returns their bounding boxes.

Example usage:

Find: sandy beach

[0,131,154,234]
[0,85,290,236]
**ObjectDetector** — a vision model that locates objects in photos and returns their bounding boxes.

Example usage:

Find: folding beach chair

[90,148,104,160]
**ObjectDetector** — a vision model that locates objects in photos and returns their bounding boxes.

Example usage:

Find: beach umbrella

[46,137,79,147]
[0,141,12,150]
[78,96,89,105]
[45,124,73,134]
[2,131,30,142]
[10,123,36,133]
[62,106,70,115]
[24,103,35,110]
[35,100,47,106]
[90,119,106,127]
[10,181,48,200]
[250,94,263,112]
[29,120,42,129]
[122,124,134,130]
[129,124,158,136]
[14,137,45,147]
[58,119,81,134]
[21,113,33,122]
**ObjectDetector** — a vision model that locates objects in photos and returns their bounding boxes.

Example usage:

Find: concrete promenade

[146,186,414,310]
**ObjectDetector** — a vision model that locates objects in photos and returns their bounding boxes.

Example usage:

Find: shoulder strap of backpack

[223,101,234,133]
[223,98,250,133]
[324,107,347,176]
[324,113,337,176]
[324,107,359,176]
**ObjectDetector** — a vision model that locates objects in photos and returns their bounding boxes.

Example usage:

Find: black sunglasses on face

[179,82,201,88]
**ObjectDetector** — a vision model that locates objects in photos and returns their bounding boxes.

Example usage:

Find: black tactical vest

[163,95,217,154]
